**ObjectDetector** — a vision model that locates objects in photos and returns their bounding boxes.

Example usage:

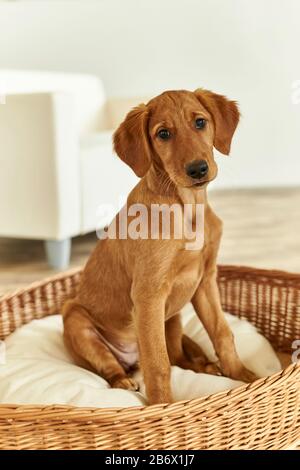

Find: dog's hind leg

[182,334,220,375]
[166,314,220,375]
[62,300,139,391]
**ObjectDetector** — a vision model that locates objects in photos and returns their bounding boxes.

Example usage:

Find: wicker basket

[0,265,299,450]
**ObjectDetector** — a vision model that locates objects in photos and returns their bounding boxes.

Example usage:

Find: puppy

[62,89,257,405]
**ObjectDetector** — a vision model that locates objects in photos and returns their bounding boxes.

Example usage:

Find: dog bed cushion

[0,304,281,407]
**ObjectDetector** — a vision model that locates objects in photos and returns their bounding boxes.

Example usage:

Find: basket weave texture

[0,265,299,450]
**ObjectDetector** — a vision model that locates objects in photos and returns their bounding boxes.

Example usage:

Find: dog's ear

[113,104,151,177]
[194,89,240,155]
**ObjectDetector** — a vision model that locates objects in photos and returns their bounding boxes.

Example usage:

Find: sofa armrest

[0,92,81,240]
[105,96,151,130]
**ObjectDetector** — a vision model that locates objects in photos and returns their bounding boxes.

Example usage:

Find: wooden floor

[1,187,300,297]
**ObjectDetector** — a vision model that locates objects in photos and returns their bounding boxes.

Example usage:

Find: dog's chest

[165,250,204,318]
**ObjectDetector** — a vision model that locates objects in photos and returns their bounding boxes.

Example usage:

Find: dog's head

[113,89,240,188]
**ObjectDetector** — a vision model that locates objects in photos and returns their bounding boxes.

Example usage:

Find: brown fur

[62,89,257,405]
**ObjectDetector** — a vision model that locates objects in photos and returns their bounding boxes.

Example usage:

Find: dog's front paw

[236,367,259,383]
[223,366,259,383]
[111,377,140,391]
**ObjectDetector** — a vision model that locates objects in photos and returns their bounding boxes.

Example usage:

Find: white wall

[0,0,299,189]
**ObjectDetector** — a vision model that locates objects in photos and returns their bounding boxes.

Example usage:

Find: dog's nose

[185,160,209,179]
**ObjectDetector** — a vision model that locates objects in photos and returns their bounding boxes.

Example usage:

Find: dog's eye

[157,128,171,140]
[195,118,206,129]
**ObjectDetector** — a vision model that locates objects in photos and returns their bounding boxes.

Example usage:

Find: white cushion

[0,304,281,408]
[80,131,138,233]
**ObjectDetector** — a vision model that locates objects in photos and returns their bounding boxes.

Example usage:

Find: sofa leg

[44,238,71,269]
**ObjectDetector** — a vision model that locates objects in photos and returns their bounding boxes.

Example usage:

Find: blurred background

[0,0,299,295]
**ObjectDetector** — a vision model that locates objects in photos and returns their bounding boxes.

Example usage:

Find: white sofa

[0,70,143,268]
